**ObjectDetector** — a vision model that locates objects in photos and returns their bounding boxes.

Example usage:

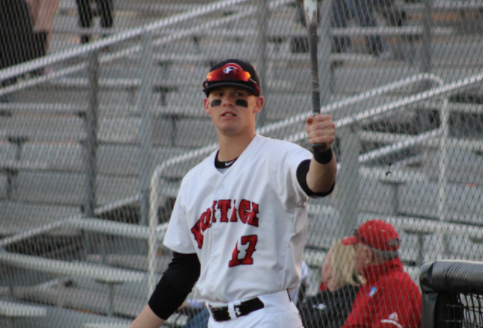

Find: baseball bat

[302,0,327,151]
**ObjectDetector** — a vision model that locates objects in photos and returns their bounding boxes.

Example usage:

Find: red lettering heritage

[217,200,231,222]
[230,199,238,222]
[190,220,204,249]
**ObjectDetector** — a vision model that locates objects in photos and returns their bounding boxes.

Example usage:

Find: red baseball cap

[342,219,400,252]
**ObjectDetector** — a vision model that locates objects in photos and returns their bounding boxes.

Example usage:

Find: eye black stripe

[211,100,222,107]
[235,99,248,108]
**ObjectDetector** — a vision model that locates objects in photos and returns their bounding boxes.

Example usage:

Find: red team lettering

[190,199,260,249]
[217,200,231,222]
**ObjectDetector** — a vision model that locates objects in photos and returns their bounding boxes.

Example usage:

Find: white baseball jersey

[164,134,313,303]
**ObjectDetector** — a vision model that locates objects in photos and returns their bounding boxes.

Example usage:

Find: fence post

[335,126,361,238]
[83,50,100,256]
[256,0,268,127]
[420,0,433,91]
[437,98,450,259]
[139,30,155,227]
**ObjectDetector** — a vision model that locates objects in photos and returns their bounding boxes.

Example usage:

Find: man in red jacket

[341,219,422,328]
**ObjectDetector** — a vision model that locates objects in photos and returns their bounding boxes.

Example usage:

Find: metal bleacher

[1,0,483,326]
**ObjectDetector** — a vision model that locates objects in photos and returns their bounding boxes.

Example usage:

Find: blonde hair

[330,240,366,289]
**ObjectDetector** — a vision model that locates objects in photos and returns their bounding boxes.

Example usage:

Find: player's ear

[253,96,264,114]
[204,98,211,115]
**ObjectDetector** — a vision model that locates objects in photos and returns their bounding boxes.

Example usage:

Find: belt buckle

[234,304,243,317]
[209,305,230,322]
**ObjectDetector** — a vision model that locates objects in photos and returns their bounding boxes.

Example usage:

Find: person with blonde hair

[299,240,364,328]
[324,239,365,291]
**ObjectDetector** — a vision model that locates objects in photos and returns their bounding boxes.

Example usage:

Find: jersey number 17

[228,235,258,267]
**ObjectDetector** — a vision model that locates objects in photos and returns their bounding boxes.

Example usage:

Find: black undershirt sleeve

[296,159,335,198]
[148,252,201,320]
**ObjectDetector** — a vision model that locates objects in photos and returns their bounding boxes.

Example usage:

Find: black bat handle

[307,19,327,152]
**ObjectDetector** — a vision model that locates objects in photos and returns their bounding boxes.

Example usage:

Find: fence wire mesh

[434,293,483,328]
[1,0,483,327]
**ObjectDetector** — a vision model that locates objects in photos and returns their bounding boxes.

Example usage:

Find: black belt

[209,297,265,322]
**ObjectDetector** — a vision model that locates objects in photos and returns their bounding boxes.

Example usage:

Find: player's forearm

[307,151,337,193]
[129,305,165,328]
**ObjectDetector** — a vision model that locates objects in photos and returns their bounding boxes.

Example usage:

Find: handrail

[146,72,444,299]
[258,73,444,134]
[283,71,483,144]
[0,0,254,82]
[358,128,442,164]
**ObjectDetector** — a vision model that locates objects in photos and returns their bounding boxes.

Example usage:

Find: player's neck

[217,132,256,161]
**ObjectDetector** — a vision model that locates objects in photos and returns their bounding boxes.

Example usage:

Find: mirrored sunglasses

[203,66,259,91]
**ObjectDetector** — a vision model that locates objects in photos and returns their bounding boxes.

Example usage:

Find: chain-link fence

[1,0,483,327]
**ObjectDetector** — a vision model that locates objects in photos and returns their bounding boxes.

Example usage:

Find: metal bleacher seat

[84,324,129,328]
[22,143,83,171]
[0,300,47,327]
[263,94,313,121]
[398,180,482,221]
[175,120,218,148]
[422,148,483,185]
[7,171,137,206]
[164,91,205,109]
[0,251,146,317]
[98,145,186,176]
[83,311,189,328]
[398,0,483,13]
[0,201,80,235]
[431,43,483,68]
[0,116,85,143]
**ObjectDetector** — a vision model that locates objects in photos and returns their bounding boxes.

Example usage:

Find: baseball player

[129,58,337,328]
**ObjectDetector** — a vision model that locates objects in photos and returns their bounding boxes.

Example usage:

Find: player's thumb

[306,116,314,125]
